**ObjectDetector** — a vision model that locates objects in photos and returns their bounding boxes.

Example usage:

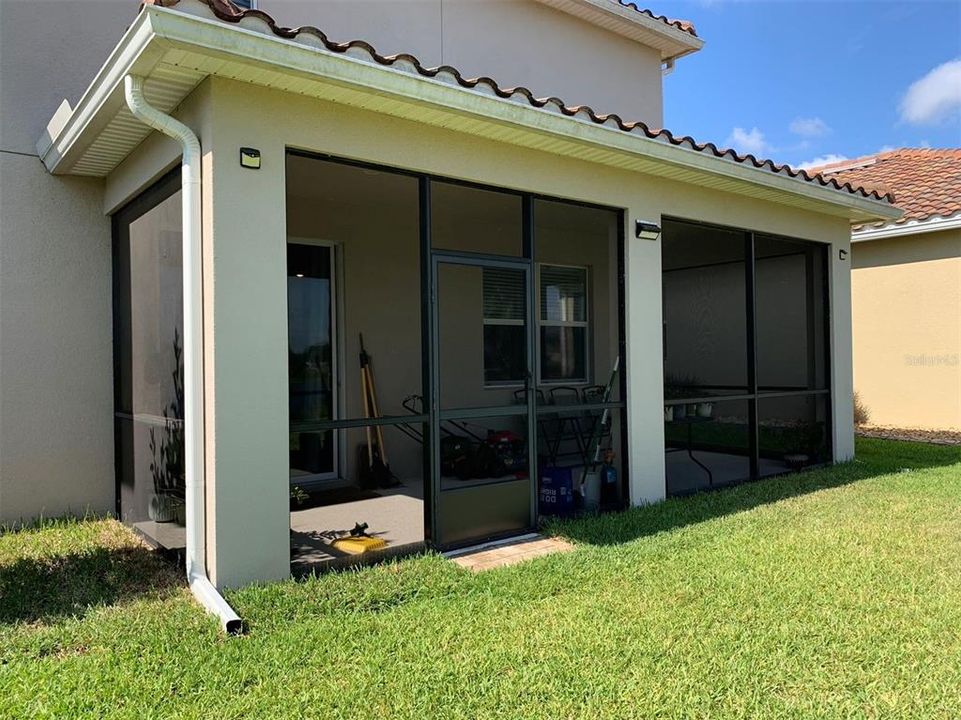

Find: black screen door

[429,254,537,547]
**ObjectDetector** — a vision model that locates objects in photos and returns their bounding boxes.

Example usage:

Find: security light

[239,147,261,169]
[635,220,662,240]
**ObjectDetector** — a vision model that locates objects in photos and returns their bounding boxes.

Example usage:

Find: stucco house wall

[0,0,134,524]
[852,229,961,430]
[0,0,670,525]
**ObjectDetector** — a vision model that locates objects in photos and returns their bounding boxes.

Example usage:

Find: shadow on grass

[0,543,182,625]
[547,438,961,547]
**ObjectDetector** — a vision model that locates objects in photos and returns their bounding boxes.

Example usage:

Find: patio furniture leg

[687,421,713,486]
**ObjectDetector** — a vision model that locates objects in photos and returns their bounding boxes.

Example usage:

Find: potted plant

[290,484,310,510]
[148,330,186,524]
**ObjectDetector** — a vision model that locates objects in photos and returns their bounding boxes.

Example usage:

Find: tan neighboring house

[0,0,898,628]
[813,149,961,431]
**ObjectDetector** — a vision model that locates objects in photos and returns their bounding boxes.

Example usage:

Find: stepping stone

[445,534,574,571]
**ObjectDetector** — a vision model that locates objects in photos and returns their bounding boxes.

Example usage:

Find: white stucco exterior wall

[0,0,138,525]
[108,77,856,586]
[0,154,115,524]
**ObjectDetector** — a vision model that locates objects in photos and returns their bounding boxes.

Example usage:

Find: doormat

[292,486,381,511]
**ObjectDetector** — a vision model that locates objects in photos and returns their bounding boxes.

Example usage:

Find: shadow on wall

[0,529,183,626]
[546,438,961,547]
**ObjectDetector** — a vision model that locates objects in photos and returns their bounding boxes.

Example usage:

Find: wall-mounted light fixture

[239,147,261,169]
[839,249,848,261]
[635,220,662,241]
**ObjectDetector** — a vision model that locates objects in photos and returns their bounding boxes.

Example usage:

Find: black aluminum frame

[430,252,537,546]
[286,149,629,550]
[662,216,833,495]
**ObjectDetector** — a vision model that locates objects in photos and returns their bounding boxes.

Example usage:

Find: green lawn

[2,438,960,719]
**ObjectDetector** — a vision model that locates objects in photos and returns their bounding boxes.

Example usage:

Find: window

[481,264,590,385]
[482,267,527,384]
[539,265,589,383]
[232,0,256,8]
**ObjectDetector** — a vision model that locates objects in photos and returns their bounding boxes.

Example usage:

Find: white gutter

[852,212,961,243]
[124,74,241,635]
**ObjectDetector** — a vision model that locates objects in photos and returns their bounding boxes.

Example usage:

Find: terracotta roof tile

[811,148,961,228]
[613,1,698,36]
[144,0,893,205]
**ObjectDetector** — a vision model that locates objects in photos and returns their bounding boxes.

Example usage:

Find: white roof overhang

[852,212,961,242]
[38,2,900,225]
[532,0,703,61]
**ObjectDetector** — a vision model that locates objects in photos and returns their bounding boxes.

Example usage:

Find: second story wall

[259,0,667,127]
[0,0,136,156]
[0,0,668,158]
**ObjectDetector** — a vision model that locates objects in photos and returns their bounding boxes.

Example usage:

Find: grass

[2,438,960,719]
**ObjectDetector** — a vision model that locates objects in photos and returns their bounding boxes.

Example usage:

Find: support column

[830,236,856,461]
[202,80,290,588]
[624,210,667,505]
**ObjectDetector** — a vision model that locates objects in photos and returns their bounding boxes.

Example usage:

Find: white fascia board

[852,212,961,242]
[38,10,165,173]
[42,4,899,224]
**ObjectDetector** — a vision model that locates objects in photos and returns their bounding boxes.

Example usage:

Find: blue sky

[661,0,961,168]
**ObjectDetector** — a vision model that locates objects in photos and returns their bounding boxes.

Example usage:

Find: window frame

[536,262,591,386]
[481,261,592,388]
[286,240,342,486]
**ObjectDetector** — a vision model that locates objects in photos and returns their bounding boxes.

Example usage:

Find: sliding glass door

[287,243,338,484]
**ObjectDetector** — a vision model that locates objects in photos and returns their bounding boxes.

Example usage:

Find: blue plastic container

[539,466,575,517]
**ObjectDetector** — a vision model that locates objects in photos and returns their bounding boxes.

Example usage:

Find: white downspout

[124,75,241,634]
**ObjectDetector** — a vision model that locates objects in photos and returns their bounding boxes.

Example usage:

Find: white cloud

[794,154,848,171]
[878,145,896,153]
[899,59,961,125]
[725,127,772,156]
[789,117,831,137]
